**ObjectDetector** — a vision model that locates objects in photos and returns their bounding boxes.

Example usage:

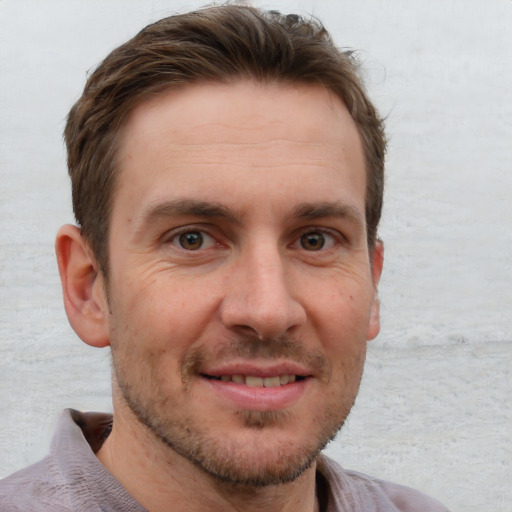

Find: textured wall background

[0,1,510,510]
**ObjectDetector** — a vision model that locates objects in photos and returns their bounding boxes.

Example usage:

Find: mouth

[202,374,307,387]
[197,362,314,410]
[201,371,310,411]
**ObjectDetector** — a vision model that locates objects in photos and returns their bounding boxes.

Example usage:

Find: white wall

[0,1,510,510]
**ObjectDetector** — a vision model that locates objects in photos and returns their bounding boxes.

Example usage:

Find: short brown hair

[65,4,386,274]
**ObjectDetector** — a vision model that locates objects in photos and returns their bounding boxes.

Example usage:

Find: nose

[220,243,306,340]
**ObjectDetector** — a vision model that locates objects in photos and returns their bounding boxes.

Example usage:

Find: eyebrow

[140,199,241,227]
[137,198,364,232]
[293,201,365,228]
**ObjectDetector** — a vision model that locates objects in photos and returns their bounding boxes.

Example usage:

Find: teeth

[263,376,281,387]
[215,374,299,387]
[246,376,264,387]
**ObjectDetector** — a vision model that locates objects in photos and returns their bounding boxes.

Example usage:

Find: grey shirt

[0,409,450,511]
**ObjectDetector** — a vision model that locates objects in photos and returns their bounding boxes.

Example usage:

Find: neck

[96,409,320,512]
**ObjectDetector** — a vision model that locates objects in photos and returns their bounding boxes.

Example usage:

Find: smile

[202,372,310,411]
[206,374,302,387]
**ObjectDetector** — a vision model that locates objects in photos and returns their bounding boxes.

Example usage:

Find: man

[0,5,450,511]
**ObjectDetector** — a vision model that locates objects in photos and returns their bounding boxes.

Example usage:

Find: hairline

[95,76,377,280]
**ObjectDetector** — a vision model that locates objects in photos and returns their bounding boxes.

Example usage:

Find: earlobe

[367,240,384,341]
[55,225,110,348]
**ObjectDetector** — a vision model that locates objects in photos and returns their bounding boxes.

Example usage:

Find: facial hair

[111,332,365,487]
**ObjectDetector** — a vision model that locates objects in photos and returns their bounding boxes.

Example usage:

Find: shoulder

[0,409,98,511]
[317,454,451,512]
[0,456,71,512]
[0,410,140,512]
[343,468,451,512]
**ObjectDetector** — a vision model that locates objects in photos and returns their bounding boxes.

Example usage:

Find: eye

[300,231,325,251]
[297,230,338,251]
[171,230,216,251]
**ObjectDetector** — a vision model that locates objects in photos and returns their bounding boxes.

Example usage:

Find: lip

[201,361,313,379]
[203,376,309,411]
[199,361,313,411]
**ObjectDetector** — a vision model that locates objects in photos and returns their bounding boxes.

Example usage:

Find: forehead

[121,80,360,149]
[114,80,366,220]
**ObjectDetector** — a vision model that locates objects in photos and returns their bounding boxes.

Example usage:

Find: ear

[366,240,384,341]
[55,224,110,348]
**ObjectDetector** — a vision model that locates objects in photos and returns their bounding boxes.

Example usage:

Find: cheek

[311,281,374,336]
[306,280,372,381]
[108,270,223,363]
[115,264,211,318]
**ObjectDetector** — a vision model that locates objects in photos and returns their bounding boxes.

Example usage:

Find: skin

[56,80,383,512]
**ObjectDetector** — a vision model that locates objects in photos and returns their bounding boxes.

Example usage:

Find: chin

[186,431,324,487]
[149,407,344,488]
[113,348,357,488]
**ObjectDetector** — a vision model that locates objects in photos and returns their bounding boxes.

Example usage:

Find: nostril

[230,324,262,339]
[219,272,307,339]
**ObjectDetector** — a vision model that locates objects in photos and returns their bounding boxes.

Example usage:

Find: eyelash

[163,225,345,253]
[163,226,219,251]
[292,227,344,252]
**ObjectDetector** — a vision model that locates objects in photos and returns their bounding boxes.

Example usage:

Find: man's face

[104,80,382,486]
